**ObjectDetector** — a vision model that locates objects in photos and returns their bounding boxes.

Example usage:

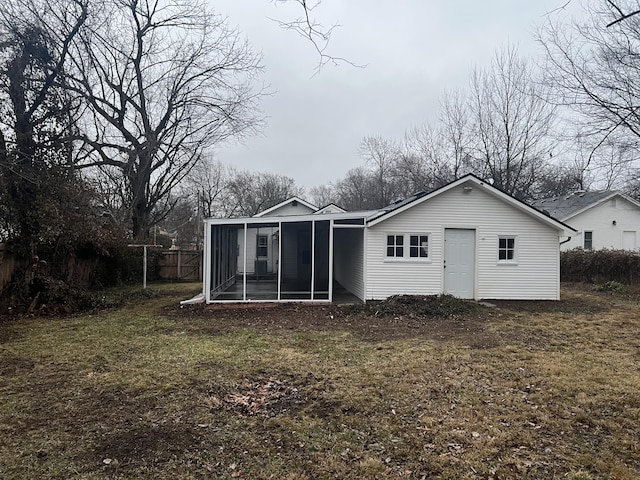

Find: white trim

[311,221,316,300]
[583,230,594,249]
[277,221,282,300]
[204,223,211,302]
[497,235,518,264]
[367,175,575,234]
[206,299,332,305]
[384,232,430,260]
[205,210,377,226]
[363,227,368,301]
[243,224,247,301]
[329,219,334,302]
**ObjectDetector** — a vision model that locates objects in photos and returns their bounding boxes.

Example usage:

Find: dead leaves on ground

[207,376,306,417]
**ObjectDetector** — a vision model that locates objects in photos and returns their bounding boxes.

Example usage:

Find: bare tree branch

[271,0,364,72]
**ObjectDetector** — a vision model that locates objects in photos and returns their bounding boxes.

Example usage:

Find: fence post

[128,244,162,289]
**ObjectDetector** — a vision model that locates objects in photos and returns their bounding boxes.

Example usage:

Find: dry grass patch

[1,283,639,479]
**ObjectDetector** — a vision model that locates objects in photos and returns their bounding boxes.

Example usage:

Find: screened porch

[205,215,366,303]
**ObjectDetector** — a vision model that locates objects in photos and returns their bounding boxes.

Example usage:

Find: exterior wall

[560,197,640,250]
[333,228,365,300]
[237,227,278,274]
[365,184,562,300]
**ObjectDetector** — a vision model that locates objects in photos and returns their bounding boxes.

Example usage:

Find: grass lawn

[1,283,639,479]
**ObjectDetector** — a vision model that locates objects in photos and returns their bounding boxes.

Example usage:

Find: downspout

[560,237,572,246]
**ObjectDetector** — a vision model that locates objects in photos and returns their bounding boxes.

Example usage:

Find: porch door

[444,229,475,299]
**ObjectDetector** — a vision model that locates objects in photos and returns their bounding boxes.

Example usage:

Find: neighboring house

[198,174,574,304]
[533,191,640,251]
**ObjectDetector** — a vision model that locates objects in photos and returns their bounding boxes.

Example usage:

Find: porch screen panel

[244,224,279,300]
[281,222,312,299]
[210,225,241,300]
[313,220,330,299]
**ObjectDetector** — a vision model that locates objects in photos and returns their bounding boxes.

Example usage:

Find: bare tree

[605,0,640,27]
[272,0,362,71]
[186,159,236,219]
[68,0,263,240]
[439,91,476,180]
[400,124,454,193]
[358,135,403,207]
[539,0,640,192]
[308,184,337,208]
[227,170,304,216]
[0,0,89,247]
[466,46,556,201]
[332,166,379,211]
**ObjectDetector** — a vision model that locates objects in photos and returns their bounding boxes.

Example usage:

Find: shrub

[561,248,640,284]
[592,280,627,293]
[344,294,485,319]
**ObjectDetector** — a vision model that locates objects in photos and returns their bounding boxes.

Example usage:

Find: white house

[199,175,575,303]
[533,191,640,251]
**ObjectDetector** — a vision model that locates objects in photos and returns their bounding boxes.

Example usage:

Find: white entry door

[444,229,476,299]
[623,230,637,250]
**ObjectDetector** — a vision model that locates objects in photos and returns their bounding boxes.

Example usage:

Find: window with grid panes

[386,235,404,257]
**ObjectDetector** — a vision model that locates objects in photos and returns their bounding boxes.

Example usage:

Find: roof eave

[367,174,576,233]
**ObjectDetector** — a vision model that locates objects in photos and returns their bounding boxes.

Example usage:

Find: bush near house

[0,241,164,314]
[561,248,640,284]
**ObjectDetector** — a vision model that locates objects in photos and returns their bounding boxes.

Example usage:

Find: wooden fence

[158,250,202,281]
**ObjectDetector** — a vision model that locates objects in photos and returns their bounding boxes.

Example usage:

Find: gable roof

[367,174,576,233]
[532,191,640,221]
[314,203,347,214]
[253,196,318,217]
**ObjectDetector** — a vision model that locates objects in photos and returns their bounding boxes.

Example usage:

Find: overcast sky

[212,0,583,191]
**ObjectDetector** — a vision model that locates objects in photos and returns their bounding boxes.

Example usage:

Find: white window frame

[385,233,430,262]
[583,231,593,250]
[409,234,429,258]
[498,236,517,263]
[257,234,269,257]
[386,234,404,258]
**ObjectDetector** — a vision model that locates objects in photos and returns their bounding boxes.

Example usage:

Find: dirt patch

[0,355,35,376]
[162,289,620,352]
[88,424,204,470]
[207,375,307,417]
[163,296,497,345]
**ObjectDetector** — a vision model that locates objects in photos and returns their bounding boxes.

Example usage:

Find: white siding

[334,228,365,300]
[237,227,278,274]
[560,197,640,251]
[366,184,561,300]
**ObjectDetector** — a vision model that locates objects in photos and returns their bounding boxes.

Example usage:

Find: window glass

[410,235,428,257]
[498,236,515,260]
[584,231,593,250]
[257,234,268,257]
[386,235,404,257]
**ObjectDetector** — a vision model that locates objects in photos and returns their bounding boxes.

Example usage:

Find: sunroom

[204,212,369,303]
